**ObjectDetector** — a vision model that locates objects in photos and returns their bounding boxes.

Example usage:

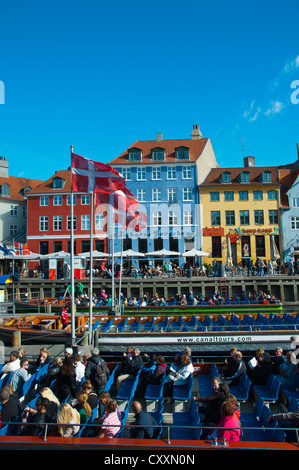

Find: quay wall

[4,275,299,305]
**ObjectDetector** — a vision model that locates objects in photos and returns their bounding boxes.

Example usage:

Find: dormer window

[240,171,250,183]
[175,146,190,160]
[151,147,165,161]
[128,148,142,162]
[0,183,10,196]
[221,171,231,184]
[19,185,32,197]
[52,177,64,189]
[262,171,271,183]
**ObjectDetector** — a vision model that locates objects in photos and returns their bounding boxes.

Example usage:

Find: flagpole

[88,191,94,345]
[109,193,115,312]
[70,146,76,347]
[118,230,123,311]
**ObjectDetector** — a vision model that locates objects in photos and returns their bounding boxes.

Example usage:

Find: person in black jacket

[221,351,246,386]
[116,348,143,391]
[84,348,110,394]
[0,387,21,428]
[52,357,77,402]
[247,352,273,385]
[39,356,63,389]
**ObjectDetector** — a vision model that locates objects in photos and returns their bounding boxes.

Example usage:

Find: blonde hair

[56,403,80,436]
[40,387,60,406]
[76,391,92,417]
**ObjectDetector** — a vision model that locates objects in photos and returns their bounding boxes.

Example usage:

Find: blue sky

[0,0,299,180]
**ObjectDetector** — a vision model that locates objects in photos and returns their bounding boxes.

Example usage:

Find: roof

[0,175,43,201]
[279,167,299,208]
[199,166,280,187]
[108,138,210,165]
[27,170,71,195]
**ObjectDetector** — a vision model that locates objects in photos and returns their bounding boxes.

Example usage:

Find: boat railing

[1,421,298,448]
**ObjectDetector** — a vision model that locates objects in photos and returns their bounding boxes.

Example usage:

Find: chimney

[191,124,202,140]
[0,156,8,178]
[243,156,255,167]
[156,132,163,141]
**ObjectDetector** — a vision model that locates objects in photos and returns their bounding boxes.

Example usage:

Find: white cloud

[264,100,284,116]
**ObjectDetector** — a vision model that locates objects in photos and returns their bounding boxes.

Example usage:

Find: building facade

[199,157,281,266]
[279,168,299,263]
[26,170,108,258]
[108,125,219,266]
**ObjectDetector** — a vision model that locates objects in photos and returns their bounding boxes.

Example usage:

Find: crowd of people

[0,342,298,442]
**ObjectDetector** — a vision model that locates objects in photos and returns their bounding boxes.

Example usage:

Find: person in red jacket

[60,307,69,329]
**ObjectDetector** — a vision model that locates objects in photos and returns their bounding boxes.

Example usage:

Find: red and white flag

[14,242,31,255]
[71,152,126,194]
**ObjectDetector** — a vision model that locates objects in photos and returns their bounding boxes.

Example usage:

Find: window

[225,210,235,225]
[182,166,192,179]
[291,217,299,229]
[168,188,177,203]
[169,211,178,225]
[9,225,17,236]
[22,206,27,217]
[224,191,234,201]
[53,215,62,231]
[128,150,141,161]
[53,195,63,206]
[121,167,131,181]
[40,216,49,231]
[183,188,192,201]
[10,205,18,216]
[253,190,263,200]
[81,195,90,205]
[81,240,90,253]
[137,167,146,180]
[67,194,77,205]
[153,211,162,226]
[67,215,77,230]
[239,191,248,201]
[221,172,231,183]
[262,171,271,182]
[210,191,220,202]
[240,171,250,183]
[137,189,146,202]
[52,177,64,189]
[292,198,299,207]
[40,196,49,206]
[175,148,189,160]
[268,190,277,200]
[184,211,193,225]
[53,241,62,252]
[254,210,264,225]
[152,167,161,180]
[152,188,161,202]
[240,210,250,225]
[151,150,165,161]
[95,214,104,230]
[81,215,90,230]
[167,167,176,179]
[211,211,221,225]
[1,183,10,196]
[269,210,278,224]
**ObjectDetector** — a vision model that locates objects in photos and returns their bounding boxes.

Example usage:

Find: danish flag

[71,152,126,194]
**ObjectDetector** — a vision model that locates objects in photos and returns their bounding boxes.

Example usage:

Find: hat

[65,348,73,355]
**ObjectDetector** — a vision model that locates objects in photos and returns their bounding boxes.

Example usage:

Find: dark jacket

[223,359,246,385]
[52,369,77,402]
[122,354,143,377]
[0,394,21,426]
[130,410,158,439]
[84,354,110,387]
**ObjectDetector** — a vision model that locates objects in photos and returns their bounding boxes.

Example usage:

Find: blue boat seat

[229,373,251,402]
[172,400,201,440]
[173,373,194,401]
[252,374,281,403]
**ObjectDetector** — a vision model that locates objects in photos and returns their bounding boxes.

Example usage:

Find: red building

[26,170,108,259]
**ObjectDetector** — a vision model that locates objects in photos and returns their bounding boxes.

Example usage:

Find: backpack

[94,360,107,388]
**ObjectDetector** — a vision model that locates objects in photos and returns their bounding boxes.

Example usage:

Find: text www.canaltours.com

[176,336,252,343]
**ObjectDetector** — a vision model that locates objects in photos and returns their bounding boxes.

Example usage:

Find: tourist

[268,402,299,442]
[163,354,194,403]
[33,347,51,372]
[247,352,273,385]
[0,386,21,427]
[39,356,63,389]
[221,351,246,386]
[276,351,297,387]
[137,355,167,394]
[10,357,31,396]
[116,348,143,391]
[56,403,80,437]
[74,391,92,424]
[216,398,242,442]
[73,353,86,384]
[81,379,99,410]
[194,378,230,429]
[52,357,78,403]
[84,348,110,394]
[20,397,50,436]
[0,351,20,378]
[130,401,158,439]
[98,399,121,438]
[272,347,286,375]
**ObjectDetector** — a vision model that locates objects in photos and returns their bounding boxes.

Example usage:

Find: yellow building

[199,157,281,267]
